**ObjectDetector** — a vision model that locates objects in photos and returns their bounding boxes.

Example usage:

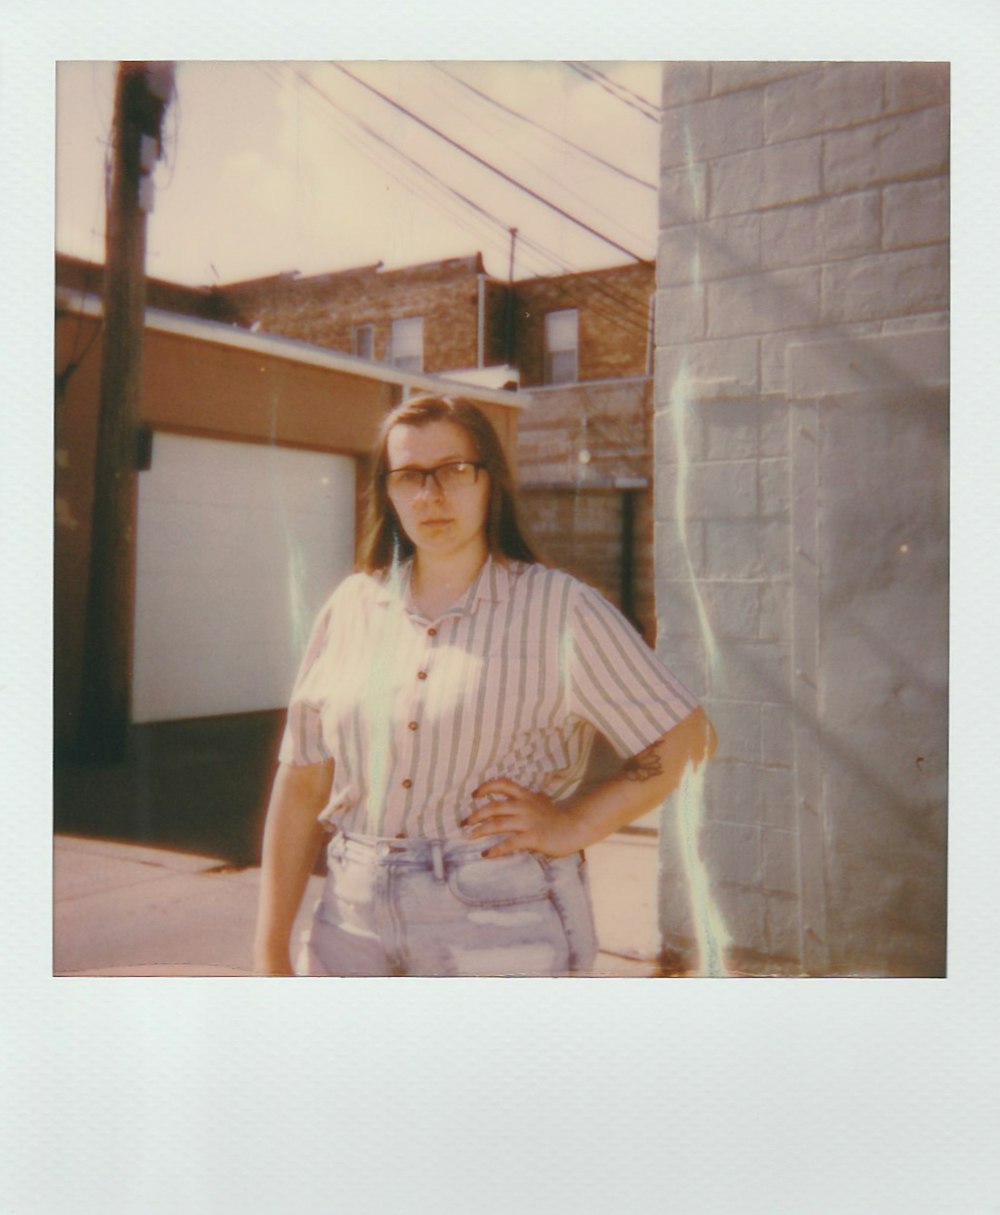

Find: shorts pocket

[447,852,550,907]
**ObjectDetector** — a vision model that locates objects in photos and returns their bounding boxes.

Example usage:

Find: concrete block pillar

[654,61,949,976]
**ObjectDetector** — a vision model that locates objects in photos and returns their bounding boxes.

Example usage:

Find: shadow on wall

[53,711,286,866]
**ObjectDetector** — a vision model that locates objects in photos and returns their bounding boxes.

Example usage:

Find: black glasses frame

[384,460,487,495]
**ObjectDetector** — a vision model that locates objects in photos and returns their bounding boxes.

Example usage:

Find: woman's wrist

[253,940,294,975]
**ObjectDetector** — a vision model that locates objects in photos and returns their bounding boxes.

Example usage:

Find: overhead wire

[292,64,654,340]
[259,64,526,274]
[571,62,661,116]
[327,61,648,263]
[414,63,654,253]
[566,62,661,122]
[431,63,657,192]
[279,64,561,278]
[258,63,655,344]
[316,62,657,338]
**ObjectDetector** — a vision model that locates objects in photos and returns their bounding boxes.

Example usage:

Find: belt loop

[431,841,445,883]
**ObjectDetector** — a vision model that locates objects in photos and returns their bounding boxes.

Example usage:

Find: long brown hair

[358,394,538,573]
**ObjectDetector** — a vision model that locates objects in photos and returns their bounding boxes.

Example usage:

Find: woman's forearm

[253,760,333,974]
[571,706,717,850]
[468,707,717,858]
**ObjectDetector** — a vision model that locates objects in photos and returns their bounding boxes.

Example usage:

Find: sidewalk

[53,832,664,977]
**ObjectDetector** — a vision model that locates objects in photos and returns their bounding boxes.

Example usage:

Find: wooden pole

[77,62,173,762]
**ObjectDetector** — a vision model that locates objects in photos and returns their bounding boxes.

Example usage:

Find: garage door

[132,433,356,722]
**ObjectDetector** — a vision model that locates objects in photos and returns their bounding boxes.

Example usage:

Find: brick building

[217,253,654,388]
[221,254,506,376]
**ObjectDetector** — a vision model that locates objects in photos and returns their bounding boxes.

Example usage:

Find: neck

[412,542,488,609]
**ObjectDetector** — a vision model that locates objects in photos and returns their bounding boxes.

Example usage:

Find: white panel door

[133,434,355,722]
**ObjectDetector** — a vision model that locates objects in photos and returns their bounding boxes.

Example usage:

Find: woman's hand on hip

[463,779,584,858]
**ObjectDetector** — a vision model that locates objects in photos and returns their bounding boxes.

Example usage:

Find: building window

[390,317,424,373]
[544,309,578,384]
[352,324,374,361]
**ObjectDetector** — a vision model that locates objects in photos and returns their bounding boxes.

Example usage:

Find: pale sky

[56,60,662,287]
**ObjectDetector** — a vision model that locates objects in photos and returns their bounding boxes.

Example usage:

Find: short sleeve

[566,580,699,758]
[277,595,338,767]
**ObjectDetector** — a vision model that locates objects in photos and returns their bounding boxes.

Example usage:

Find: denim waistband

[334,830,506,868]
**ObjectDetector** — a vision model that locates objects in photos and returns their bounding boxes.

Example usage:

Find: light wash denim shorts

[300,831,598,977]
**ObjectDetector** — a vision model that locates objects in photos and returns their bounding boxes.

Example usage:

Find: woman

[254,394,715,977]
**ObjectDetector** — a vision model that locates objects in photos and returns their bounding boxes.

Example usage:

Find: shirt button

[417,670,428,680]
[402,779,413,789]
[427,627,437,637]
[408,721,419,731]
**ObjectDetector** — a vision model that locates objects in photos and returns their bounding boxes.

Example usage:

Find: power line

[293,69,560,277]
[566,62,660,122]
[263,65,517,271]
[574,62,660,115]
[281,65,560,278]
[415,65,654,253]
[431,63,657,193]
[296,66,655,340]
[262,65,655,345]
[273,63,656,320]
[328,61,647,264]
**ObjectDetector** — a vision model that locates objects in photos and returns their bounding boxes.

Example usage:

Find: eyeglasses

[384,460,486,498]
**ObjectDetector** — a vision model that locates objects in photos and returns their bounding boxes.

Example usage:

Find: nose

[416,471,445,501]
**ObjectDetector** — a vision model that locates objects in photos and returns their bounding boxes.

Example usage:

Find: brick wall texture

[512,262,654,386]
[517,379,655,643]
[223,255,493,374]
[654,61,949,976]
[220,256,655,388]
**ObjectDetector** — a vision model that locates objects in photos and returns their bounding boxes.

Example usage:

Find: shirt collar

[373,555,515,617]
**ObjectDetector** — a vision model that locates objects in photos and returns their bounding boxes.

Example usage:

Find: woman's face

[385,419,491,564]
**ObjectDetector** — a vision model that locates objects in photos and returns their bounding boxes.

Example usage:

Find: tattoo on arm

[615,744,664,783]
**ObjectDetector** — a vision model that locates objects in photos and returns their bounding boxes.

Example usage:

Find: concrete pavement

[53,831,664,977]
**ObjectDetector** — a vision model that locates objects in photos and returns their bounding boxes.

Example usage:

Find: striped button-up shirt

[279,558,698,840]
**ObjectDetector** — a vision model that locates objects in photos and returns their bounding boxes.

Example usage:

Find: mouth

[420,517,453,527]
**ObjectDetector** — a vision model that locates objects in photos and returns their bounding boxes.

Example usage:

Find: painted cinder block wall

[654,61,949,976]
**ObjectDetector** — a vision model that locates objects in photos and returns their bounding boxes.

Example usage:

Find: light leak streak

[363,542,407,837]
[662,124,733,976]
[675,754,730,977]
[667,363,733,977]
[266,389,313,658]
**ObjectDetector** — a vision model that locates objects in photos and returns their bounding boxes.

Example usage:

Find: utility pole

[77,62,174,762]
